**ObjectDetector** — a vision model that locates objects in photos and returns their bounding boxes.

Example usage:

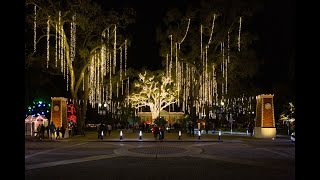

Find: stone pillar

[254,94,276,138]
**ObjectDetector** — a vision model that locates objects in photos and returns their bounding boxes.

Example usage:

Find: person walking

[55,127,60,140]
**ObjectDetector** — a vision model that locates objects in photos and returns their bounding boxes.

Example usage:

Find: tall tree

[156,0,262,122]
[25,0,135,131]
[129,70,178,120]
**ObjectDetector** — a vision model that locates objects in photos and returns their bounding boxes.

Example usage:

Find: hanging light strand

[207,14,216,46]
[55,24,57,67]
[46,17,50,68]
[34,5,37,53]
[169,35,173,79]
[175,43,179,105]
[238,17,242,52]
[66,57,69,91]
[178,18,191,47]
[70,14,76,62]
[166,54,169,78]
[125,39,127,77]
[113,25,117,74]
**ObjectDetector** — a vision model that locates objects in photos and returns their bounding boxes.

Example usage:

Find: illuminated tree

[156,1,262,122]
[25,0,135,132]
[129,71,178,120]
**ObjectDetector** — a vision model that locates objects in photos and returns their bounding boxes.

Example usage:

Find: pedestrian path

[25,130,290,143]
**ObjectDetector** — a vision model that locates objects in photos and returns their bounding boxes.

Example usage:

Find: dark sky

[102,0,295,86]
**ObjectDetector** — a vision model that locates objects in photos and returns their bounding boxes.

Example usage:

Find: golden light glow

[129,72,178,120]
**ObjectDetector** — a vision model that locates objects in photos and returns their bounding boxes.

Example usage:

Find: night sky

[103,0,295,92]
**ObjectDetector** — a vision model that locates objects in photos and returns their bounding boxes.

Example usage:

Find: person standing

[187,122,192,136]
[107,124,112,136]
[60,125,66,139]
[49,122,56,140]
[152,124,159,140]
[191,122,195,137]
[40,124,45,139]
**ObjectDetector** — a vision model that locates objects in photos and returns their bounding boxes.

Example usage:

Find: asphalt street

[25,132,295,180]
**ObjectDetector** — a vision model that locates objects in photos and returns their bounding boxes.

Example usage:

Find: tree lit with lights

[129,71,178,120]
[26,99,51,118]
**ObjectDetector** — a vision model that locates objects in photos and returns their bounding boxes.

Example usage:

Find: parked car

[291,131,295,142]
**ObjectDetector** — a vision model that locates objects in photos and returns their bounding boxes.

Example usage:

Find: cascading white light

[238,17,242,52]
[82,72,84,91]
[175,43,179,105]
[207,14,216,46]
[55,24,57,67]
[34,5,37,53]
[46,17,50,68]
[178,18,191,47]
[170,35,173,79]
[66,57,69,91]
[166,54,169,78]
[70,14,76,62]
[125,39,127,77]
[113,25,117,74]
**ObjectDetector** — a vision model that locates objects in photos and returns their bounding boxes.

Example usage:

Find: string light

[207,14,216,46]
[120,46,122,82]
[200,25,202,59]
[70,14,76,62]
[170,35,173,79]
[166,54,169,78]
[82,72,84,91]
[125,39,127,77]
[34,5,36,53]
[55,24,57,67]
[66,57,69,91]
[113,25,117,74]
[46,17,50,68]
[178,18,190,46]
[176,43,180,106]
[238,17,242,52]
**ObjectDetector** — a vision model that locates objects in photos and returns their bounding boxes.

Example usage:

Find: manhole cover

[129,146,186,154]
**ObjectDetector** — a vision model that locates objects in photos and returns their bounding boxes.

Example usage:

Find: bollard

[198,130,201,140]
[120,131,123,140]
[178,131,181,140]
[139,130,142,140]
[218,129,222,140]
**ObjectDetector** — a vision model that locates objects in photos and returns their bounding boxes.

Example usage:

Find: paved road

[25,134,295,180]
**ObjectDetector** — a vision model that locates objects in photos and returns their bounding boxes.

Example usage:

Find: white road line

[25,142,88,159]
[25,154,119,170]
[256,147,292,158]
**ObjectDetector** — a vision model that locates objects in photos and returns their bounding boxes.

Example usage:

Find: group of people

[152,124,165,140]
[97,123,112,139]
[36,122,67,140]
